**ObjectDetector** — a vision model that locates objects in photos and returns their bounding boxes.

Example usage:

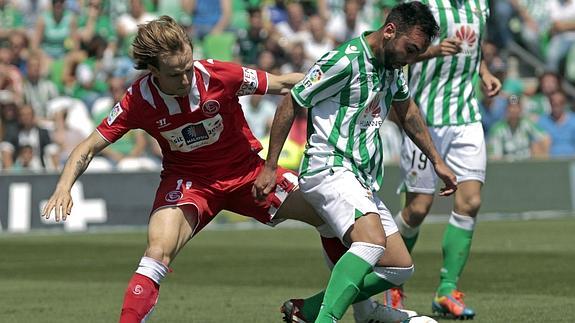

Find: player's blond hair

[132,15,193,70]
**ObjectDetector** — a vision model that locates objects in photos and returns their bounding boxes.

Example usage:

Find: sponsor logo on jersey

[359,94,385,129]
[236,67,259,96]
[202,100,220,116]
[454,24,478,56]
[161,115,224,152]
[165,190,183,202]
[107,103,123,125]
[302,65,323,88]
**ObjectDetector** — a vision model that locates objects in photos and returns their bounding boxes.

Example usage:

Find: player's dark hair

[132,15,193,70]
[384,1,439,43]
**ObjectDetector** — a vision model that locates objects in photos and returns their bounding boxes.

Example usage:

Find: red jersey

[97,60,269,180]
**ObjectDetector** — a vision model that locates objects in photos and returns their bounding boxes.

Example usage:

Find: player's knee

[374,264,415,286]
[404,203,430,226]
[458,195,481,216]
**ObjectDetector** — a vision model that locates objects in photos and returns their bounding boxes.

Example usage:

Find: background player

[383,0,502,319]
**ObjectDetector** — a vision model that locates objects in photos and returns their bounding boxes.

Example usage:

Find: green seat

[202,32,237,61]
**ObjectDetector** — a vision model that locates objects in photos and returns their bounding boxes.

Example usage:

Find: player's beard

[383,42,398,70]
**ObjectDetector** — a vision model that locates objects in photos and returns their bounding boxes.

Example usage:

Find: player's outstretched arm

[252,95,301,200]
[392,98,457,196]
[42,131,110,222]
[266,73,305,95]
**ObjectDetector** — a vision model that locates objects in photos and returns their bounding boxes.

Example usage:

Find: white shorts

[299,167,398,243]
[399,122,486,194]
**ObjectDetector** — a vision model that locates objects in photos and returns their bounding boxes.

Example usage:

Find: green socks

[299,271,396,321]
[315,243,384,322]
[437,212,475,296]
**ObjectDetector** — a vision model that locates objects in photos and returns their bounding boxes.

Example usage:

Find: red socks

[119,273,160,323]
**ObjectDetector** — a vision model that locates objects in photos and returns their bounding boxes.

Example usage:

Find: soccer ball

[403,316,439,323]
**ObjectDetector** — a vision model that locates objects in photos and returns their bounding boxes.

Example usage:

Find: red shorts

[151,157,298,236]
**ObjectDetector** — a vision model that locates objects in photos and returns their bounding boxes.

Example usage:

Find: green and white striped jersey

[408,0,489,126]
[487,118,547,160]
[291,32,410,191]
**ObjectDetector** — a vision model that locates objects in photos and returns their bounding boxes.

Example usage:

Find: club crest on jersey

[107,103,123,125]
[202,100,220,116]
[302,65,323,88]
[165,190,183,202]
[454,24,478,56]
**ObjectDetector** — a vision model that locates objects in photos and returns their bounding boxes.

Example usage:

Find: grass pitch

[1,217,574,322]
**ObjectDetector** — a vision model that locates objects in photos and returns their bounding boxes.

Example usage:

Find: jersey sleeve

[392,70,410,102]
[291,52,352,109]
[96,91,138,143]
[210,60,268,97]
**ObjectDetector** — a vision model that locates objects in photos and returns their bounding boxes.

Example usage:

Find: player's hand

[481,72,502,97]
[41,189,73,222]
[434,38,462,57]
[252,164,277,201]
[433,161,457,196]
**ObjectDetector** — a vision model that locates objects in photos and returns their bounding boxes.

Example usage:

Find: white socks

[135,256,169,285]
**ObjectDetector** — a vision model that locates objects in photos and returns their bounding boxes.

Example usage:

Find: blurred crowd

[1,0,575,174]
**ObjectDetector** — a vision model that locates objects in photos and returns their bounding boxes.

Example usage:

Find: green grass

[1,218,575,322]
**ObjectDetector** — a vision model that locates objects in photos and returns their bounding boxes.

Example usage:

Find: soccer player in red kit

[41,16,322,322]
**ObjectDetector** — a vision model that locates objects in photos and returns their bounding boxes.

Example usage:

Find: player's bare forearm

[393,99,441,165]
[267,73,305,95]
[266,95,298,168]
[55,131,109,192]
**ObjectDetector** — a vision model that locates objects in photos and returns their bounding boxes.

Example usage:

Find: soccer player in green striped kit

[254,2,458,322]
[383,0,502,319]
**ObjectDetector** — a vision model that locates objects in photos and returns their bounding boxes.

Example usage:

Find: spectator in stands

[506,0,553,59]
[77,0,117,51]
[537,90,575,158]
[263,0,288,25]
[236,7,269,66]
[546,0,575,73]
[5,104,59,170]
[182,0,231,41]
[274,2,309,43]
[240,94,276,140]
[68,35,110,108]
[479,56,516,135]
[280,41,308,74]
[303,15,335,64]
[23,54,60,121]
[32,0,78,60]
[327,0,370,45]
[51,105,87,169]
[0,90,19,169]
[12,144,43,172]
[0,0,25,41]
[523,71,561,119]
[488,95,550,161]
[8,30,29,73]
[0,43,24,102]
[116,0,157,57]
[257,49,280,75]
